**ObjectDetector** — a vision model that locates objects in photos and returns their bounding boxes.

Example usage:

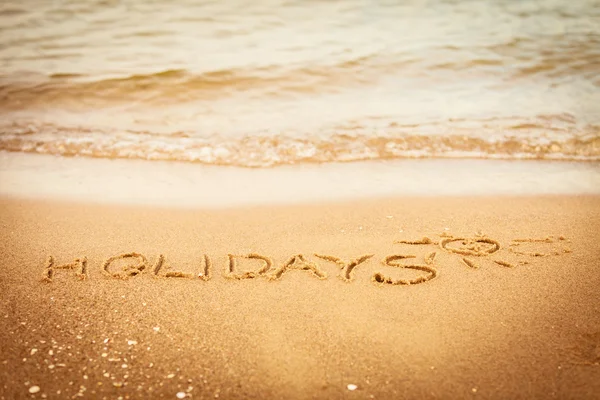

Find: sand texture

[1,195,599,399]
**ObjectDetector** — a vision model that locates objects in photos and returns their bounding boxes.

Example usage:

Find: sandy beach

[1,193,599,399]
[2,0,599,397]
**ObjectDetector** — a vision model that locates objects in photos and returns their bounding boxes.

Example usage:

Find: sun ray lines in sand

[425,252,437,265]
[462,257,478,269]
[394,237,437,245]
[493,259,515,268]
[393,232,572,271]
[508,235,572,257]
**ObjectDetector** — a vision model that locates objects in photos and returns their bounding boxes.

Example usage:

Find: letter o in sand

[102,252,148,279]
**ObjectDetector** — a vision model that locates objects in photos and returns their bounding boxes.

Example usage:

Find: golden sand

[1,195,599,399]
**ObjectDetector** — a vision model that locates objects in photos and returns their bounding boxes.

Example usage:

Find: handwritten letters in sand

[41,234,572,286]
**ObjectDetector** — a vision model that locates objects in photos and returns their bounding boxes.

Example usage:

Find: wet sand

[1,195,599,399]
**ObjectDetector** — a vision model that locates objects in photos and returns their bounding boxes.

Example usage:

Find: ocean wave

[488,34,600,84]
[0,63,368,107]
[2,38,598,111]
[1,122,598,167]
[1,0,598,168]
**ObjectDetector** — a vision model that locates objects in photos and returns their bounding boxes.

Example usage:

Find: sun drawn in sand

[395,233,572,270]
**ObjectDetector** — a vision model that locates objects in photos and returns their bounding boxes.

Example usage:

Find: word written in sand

[41,234,571,286]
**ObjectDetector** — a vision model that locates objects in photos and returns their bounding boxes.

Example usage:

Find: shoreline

[1,194,599,399]
[1,152,600,208]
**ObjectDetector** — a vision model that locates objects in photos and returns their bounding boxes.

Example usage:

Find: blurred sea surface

[1,0,599,166]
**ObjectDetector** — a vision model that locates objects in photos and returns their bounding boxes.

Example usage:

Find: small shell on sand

[347,384,358,391]
[29,386,40,394]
